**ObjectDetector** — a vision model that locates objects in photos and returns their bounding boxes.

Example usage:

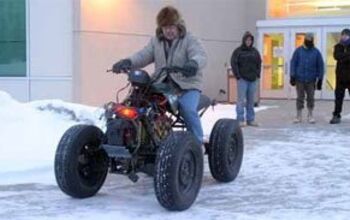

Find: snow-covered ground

[1,91,350,220]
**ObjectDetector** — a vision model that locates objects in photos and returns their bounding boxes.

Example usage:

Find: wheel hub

[227,135,237,166]
[78,144,107,186]
[179,151,195,192]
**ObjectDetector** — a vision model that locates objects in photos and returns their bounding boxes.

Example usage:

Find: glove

[112,59,132,73]
[234,73,240,80]
[290,76,296,86]
[182,60,198,77]
[316,79,322,90]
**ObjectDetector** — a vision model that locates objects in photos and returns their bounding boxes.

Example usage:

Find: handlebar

[106,68,130,74]
[107,66,186,75]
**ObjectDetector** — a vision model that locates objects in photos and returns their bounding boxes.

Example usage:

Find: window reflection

[326,33,340,91]
[0,0,26,77]
[262,33,285,90]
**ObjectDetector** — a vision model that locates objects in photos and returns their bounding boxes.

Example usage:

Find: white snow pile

[0,91,104,184]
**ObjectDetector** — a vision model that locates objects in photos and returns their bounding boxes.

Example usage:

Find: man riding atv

[112,6,207,143]
[54,5,243,212]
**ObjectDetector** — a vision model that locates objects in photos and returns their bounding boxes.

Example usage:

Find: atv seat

[172,94,212,129]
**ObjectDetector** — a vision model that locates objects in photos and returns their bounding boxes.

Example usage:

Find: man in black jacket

[231,32,262,127]
[330,29,350,124]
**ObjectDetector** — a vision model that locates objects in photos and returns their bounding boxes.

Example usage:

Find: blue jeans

[178,90,203,143]
[236,79,257,122]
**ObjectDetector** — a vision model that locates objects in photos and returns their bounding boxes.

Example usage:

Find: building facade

[0,0,73,102]
[1,0,349,105]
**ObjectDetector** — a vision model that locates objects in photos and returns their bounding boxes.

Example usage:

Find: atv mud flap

[101,144,132,159]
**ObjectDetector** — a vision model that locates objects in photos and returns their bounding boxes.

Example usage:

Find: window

[0,0,26,77]
[269,0,350,18]
[262,33,285,90]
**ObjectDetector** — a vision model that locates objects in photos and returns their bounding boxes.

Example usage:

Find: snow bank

[0,92,103,181]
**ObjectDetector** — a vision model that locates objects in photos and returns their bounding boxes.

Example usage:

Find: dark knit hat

[305,33,314,40]
[156,6,182,27]
[341,28,350,36]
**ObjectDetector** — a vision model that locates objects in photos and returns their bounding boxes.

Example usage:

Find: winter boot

[239,121,246,127]
[307,109,315,124]
[330,115,341,124]
[293,109,302,123]
[247,121,259,127]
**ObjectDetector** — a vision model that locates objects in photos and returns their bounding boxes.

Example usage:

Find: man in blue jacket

[290,33,324,123]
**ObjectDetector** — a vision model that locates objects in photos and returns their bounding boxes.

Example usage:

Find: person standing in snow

[230,31,262,127]
[111,6,207,143]
[290,33,324,124]
[329,29,350,124]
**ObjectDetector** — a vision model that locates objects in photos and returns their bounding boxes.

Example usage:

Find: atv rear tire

[55,125,108,198]
[154,131,203,211]
[208,119,243,182]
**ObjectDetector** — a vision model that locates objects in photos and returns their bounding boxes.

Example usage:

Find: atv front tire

[55,125,108,198]
[208,119,243,182]
[154,131,203,211]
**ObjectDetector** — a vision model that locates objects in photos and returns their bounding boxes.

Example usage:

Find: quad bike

[54,66,244,211]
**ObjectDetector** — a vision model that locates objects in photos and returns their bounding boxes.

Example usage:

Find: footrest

[101,144,132,159]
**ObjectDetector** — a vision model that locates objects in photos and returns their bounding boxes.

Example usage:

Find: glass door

[290,28,322,99]
[259,29,290,99]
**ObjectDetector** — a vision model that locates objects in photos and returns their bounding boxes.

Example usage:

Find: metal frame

[265,1,350,21]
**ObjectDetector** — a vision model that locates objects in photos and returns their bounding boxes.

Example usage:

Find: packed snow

[1,91,350,220]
